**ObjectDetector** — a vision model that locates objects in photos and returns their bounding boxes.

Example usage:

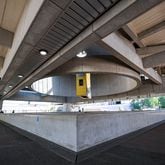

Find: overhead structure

[0,0,164,102]
[31,57,141,101]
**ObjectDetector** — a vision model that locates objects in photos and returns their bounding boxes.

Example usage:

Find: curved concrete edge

[54,57,142,93]
[31,74,140,97]
[31,57,141,98]
[53,57,140,79]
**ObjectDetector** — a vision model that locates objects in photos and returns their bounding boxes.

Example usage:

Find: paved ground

[0,122,72,165]
[0,121,165,165]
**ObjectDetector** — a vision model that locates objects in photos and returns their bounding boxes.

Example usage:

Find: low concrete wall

[77,111,165,151]
[0,113,77,151]
[0,111,165,152]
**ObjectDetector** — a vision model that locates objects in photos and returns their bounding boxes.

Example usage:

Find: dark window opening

[79,79,84,86]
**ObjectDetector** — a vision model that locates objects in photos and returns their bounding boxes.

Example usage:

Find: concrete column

[0,100,3,110]
[63,103,72,112]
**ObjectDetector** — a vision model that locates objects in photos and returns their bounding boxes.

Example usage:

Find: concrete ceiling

[128,2,165,35]
[127,1,165,47]
[0,0,164,102]
[0,0,27,32]
[0,0,27,59]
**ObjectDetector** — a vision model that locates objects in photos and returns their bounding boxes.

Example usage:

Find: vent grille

[36,0,119,54]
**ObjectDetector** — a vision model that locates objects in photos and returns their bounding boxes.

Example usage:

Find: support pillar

[0,100,3,111]
[63,103,72,112]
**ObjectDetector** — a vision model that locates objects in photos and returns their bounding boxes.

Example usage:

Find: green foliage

[142,98,152,108]
[158,96,165,108]
[131,97,159,110]
[131,100,142,110]
[142,97,159,108]
[151,97,159,107]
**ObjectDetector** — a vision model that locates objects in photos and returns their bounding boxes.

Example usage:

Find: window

[79,79,83,86]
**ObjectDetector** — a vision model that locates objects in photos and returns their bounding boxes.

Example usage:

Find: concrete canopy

[0,0,164,102]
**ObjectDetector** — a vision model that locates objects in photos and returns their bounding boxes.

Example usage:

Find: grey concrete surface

[0,111,165,152]
[0,27,14,48]
[78,122,165,165]
[0,122,72,165]
[67,76,165,103]
[136,45,165,56]
[77,111,165,151]
[0,113,77,151]
[101,32,162,84]
[8,90,65,103]
[31,74,139,97]
[143,51,165,68]
[0,0,44,79]
[1,117,165,164]
[3,0,163,100]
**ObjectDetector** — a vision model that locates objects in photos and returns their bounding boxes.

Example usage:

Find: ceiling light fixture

[18,74,24,78]
[76,51,87,58]
[39,49,48,56]
[25,86,28,88]
[9,85,12,88]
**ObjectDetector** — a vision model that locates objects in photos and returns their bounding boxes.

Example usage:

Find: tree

[143,98,153,108]
[131,100,142,110]
[151,97,159,107]
[158,96,165,108]
[131,97,159,110]
[142,97,158,108]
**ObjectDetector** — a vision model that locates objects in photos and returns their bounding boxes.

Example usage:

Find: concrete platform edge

[0,120,77,163]
[76,119,165,162]
[0,119,165,163]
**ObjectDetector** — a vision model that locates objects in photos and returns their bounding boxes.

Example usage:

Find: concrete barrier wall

[0,111,165,152]
[77,111,165,151]
[0,113,77,151]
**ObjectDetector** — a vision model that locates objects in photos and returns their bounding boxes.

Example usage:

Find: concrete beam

[3,0,164,99]
[0,57,4,69]
[0,0,45,79]
[101,32,162,84]
[143,51,165,68]
[115,76,165,99]
[0,27,14,48]
[138,21,165,40]
[7,90,65,103]
[0,100,3,110]
[122,25,144,47]
[94,0,164,38]
[136,45,165,56]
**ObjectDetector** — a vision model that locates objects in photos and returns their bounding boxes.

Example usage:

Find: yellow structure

[76,73,91,98]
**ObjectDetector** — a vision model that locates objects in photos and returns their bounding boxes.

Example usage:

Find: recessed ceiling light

[76,51,87,58]
[3,91,7,94]
[9,85,12,88]
[18,74,24,78]
[39,49,48,56]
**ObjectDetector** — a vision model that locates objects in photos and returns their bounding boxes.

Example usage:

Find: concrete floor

[0,121,165,165]
[0,122,71,165]
[79,123,165,165]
